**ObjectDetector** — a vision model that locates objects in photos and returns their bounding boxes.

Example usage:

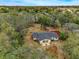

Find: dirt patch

[46,44,58,56]
[24,24,43,47]
[46,41,65,59]
[24,24,65,59]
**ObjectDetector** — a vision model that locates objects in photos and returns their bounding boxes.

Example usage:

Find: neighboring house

[32,32,59,46]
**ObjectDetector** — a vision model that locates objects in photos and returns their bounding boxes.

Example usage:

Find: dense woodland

[0,6,79,59]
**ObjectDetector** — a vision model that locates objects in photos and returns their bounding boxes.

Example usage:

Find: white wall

[39,39,51,47]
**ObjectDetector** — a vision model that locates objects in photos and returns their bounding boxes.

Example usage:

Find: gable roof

[32,32,59,41]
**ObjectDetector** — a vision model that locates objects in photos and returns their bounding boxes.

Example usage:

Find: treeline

[0,6,79,13]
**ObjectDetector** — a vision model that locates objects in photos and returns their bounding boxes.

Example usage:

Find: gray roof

[32,32,59,41]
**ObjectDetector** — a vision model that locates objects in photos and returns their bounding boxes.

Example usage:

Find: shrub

[59,32,69,40]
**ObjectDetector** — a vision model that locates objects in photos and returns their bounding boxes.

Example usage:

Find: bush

[59,32,69,40]
[0,20,22,48]
[62,33,79,59]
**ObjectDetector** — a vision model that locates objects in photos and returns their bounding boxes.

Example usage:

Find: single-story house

[32,32,59,46]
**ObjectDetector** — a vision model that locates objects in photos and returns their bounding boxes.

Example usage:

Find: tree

[38,14,52,29]
[0,20,22,48]
[0,7,9,13]
[59,32,68,40]
[62,33,79,59]
[56,10,75,26]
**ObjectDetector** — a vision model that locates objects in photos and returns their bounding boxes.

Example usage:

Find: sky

[0,0,79,6]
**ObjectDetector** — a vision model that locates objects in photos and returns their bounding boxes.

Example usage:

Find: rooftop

[32,32,59,41]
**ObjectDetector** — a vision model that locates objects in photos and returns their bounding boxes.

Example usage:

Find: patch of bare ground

[24,24,66,59]
[46,40,66,59]
[24,24,44,47]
